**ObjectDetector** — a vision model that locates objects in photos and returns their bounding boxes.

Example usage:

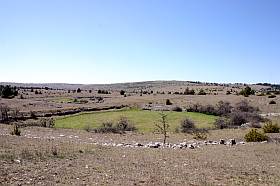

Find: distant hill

[0,81,277,91]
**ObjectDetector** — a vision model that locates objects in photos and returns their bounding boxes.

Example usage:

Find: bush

[94,121,118,133]
[166,99,172,105]
[197,89,206,95]
[235,100,259,113]
[180,118,195,133]
[268,95,276,98]
[186,103,218,115]
[39,118,55,128]
[120,90,125,95]
[201,104,216,115]
[94,117,136,134]
[229,111,247,126]
[214,117,230,129]
[116,116,136,132]
[184,88,195,95]
[269,100,276,104]
[192,129,208,140]
[216,101,232,116]
[244,129,268,142]
[263,122,279,133]
[10,124,21,136]
[239,86,255,97]
[172,106,183,112]
[98,90,110,94]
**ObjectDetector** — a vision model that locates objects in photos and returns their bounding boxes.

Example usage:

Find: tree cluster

[0,85,18,98]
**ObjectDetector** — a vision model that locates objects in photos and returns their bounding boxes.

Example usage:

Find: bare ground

[1,125,280,185]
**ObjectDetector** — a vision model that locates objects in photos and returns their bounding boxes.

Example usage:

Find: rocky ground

[1,124,280,185]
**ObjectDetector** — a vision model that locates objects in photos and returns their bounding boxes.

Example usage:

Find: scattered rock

[148,142,161,148]
[229,139,236,145]
[188,144,195,149]
[14,159,21,163]
[219,139,225,145]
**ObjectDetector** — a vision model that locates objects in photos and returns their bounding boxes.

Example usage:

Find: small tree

[77,88,82,93]
[155,112,169,144]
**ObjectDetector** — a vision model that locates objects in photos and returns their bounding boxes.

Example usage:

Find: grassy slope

[55,109,217,132]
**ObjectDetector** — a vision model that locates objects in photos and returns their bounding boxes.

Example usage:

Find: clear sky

[0,0,279,84]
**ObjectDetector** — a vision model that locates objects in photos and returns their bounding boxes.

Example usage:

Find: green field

[55,109,218,132]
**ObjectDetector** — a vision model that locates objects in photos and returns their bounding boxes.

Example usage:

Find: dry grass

[1,125,280,185]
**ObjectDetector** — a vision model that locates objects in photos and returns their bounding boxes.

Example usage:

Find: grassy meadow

[55,109,218,132]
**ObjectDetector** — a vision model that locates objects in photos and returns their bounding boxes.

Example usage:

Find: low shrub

[94,121,118,133]
[269,100,276,104]
[197,89,207,95]
[94,117,137,134]
[235,100,259,113]
[229,111,263,126]
[166,99,172,105]
[39,118,55,128]
[180,118,195,133]
[244,129,268,142]
[268,95,276,98]
[214,117,230,129]
[229,111,247,126]
[263,122,279,133]
[116,116,137,132]
[192,129,208,140]
[172,106,183,112]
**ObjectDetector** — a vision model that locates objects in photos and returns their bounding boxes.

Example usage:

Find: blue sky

[0,0,279,84]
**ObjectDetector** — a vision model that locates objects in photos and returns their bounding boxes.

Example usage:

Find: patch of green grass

[55,109,218,132]
[51,97,74,103]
